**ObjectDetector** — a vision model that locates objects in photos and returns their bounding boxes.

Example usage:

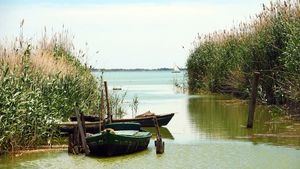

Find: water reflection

[143,127,174,140]
[1,71,300,168]
[187,95,300,148]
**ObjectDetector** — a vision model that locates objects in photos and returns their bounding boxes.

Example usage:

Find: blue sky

[0,0,274,69]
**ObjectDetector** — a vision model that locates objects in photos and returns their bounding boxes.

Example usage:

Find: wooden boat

[113,113,175,127]
[70,113,175,127]
[86,122,151,156]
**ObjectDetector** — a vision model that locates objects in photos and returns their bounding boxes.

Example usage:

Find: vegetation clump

[0,26,101,154]
[187,1,300,106]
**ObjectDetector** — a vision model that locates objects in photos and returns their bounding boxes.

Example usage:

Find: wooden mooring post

[153,116,164,154]
[99,89,104,131]
[247,72,260,128]
[68,107,90,155]
[104,81,112,124]
[68,127,78,154]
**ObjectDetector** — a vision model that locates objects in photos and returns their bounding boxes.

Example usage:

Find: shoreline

[2,145,68,157]
[194,89,300,118]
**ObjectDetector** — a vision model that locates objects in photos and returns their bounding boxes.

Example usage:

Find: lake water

[1,71,300,169]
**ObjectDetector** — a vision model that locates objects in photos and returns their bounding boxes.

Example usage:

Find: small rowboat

[70,113,175,127]
[86,122,151,156]
[113,113,174,127]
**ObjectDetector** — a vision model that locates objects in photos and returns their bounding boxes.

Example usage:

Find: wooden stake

[80,112,86,135]
[104,81,111,123]
[153,116,164,154]
[247,72,260,128]
[75,107,90,155]
[99,89,104,131]
[73,127,79,154]
[68,133,74,154]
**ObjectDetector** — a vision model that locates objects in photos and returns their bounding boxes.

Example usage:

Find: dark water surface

[1,71,299,169]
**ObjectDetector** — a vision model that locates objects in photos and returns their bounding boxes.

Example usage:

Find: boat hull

[70,113,175,127]
[113,113,175,127]
[88,140,150,156]
[86,130,151,156]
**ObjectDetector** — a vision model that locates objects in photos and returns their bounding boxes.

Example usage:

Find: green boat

[86,122,152,156]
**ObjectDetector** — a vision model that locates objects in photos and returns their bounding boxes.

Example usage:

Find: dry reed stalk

[30,50,75,76]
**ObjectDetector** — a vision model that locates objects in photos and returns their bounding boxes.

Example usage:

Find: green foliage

[130,95,139,118]
[187,1,300,103]
[0,36,100,153]
[109,91,127,119]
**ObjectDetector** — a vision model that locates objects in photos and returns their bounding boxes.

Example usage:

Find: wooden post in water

[75,107,90,155]
[247,72,260,128]
[68,133,76,154]
[104,81,112,124]
[67,122,80,154]
[99,89,104,131]
[153,116,164,154]
[80,112,86,135]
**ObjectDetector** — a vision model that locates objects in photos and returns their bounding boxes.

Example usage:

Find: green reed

[0,29,101,154]
[187,0,300,104]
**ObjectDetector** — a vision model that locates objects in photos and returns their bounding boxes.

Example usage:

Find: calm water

[1,71,300,169]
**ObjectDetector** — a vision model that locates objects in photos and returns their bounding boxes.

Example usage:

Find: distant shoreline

[91,68,186,72]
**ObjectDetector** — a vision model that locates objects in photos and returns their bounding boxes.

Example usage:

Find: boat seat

[114,130,150,137]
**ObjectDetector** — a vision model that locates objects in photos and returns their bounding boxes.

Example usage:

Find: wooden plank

[59,121,101,134]
[75,107,90,155]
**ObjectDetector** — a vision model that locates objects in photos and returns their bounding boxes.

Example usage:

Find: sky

[0,0,274,69]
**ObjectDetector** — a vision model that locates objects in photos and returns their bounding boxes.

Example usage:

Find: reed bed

[187,0,300,105]
[0,27,101,154]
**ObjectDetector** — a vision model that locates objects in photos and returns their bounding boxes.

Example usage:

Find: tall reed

[187,0,300,105]
[0,26,101,154]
